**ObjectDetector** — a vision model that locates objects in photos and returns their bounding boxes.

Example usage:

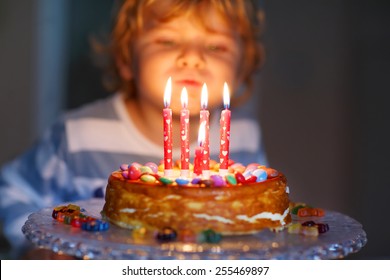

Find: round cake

[102,162,291,235]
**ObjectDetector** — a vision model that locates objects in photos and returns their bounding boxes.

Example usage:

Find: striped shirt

[0,93,267,253]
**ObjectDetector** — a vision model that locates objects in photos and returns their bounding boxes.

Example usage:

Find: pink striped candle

[219,82,231,175]
[180,87,190,177]
[194,122,206,176]
[163,77,173,176]
[200,83,210,176]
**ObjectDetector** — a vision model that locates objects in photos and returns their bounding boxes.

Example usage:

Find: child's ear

[116,59,133,81]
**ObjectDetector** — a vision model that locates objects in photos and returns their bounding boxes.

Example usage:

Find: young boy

[0,0,266,258]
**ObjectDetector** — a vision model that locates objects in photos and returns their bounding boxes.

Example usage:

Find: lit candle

[163,77,173,177]
[194,122,206,176]
[219,82,231,175]
[180,87,190,177]
[200,83,210,178]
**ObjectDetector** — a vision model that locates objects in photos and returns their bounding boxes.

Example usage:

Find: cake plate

[22,198,367,260]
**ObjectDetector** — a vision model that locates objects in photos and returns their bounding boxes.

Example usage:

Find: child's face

[130,8,243,115]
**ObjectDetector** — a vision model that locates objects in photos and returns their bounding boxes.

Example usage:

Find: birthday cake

[102,161,291,236]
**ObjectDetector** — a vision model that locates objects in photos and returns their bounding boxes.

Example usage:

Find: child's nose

[176,45,205,69]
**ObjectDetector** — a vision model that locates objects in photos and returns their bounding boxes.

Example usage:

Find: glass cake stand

[22,198,367,260]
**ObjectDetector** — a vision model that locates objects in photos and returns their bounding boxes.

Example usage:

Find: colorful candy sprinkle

[159,177,174,185]
[70,217,83,228]
[156,227,177,242]
[291,205,306,215]
[287,221,329,236]
[131,162,142,168]
[120,163,129,171]
[245,163,261,173]
[140,165,153,174]
[81,219,109,231]
[140,174,157,183]
[118,161,284,188]
[191,177,201,184]
[144,162,158,173]
[252,168,267,182]
[52,204,109,232]
[235,172,246,184]
[229,163,245,173]
[128,165,142,180]
[316,223,330,233]
[297,207,325,217]
[225,174,237,185]
[175,178,190,185]
[210,175,226,187]
[287,223,301,234]
[122,170,129,179]
[301,226,319,237]
[265,168,279,178]
[197,229,222,243]
[245,175,257,183]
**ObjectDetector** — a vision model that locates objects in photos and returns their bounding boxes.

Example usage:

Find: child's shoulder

[63,93,120,121]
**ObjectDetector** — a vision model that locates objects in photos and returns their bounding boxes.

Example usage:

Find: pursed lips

[176,79,203,88]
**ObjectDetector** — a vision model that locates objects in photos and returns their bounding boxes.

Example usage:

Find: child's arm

[0,120,73,255]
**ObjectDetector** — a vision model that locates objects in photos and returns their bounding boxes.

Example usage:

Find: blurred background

[0,0,389,259]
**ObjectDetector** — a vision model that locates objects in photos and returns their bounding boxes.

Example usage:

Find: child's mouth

[176,79,202,87]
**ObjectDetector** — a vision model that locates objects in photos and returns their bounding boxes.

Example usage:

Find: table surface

[22,198,367,260]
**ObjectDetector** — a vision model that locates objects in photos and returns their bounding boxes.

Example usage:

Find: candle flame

[181,87,188,108]
[198,122,206,146]
[164,77,172,108]
[223,82,230,109]
[201,83,208,109]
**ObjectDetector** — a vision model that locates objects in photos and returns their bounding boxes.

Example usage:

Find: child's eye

[207,44,227,52]
[156,39,176,47]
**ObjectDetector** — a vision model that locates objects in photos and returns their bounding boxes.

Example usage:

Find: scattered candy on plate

[288,220,330,236]
[297,207,325,217]
[52,204,109,232]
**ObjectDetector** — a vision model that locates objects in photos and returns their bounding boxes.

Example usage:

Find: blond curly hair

[94,0,265,106]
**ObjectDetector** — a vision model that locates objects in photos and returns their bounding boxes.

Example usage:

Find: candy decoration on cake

[116,160,283,187]
[163,77,173,176]
[219,82,231,175]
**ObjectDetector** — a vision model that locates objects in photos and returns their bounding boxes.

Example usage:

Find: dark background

[0,0,389,259]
